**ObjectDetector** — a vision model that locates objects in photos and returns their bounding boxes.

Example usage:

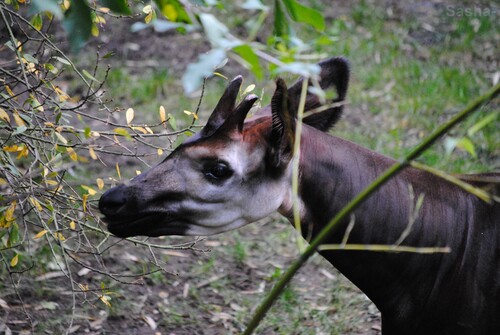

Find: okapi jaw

[100,130,292,237]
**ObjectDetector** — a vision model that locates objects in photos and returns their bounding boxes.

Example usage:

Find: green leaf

[456,137,477,158]
[182,49,227,95]
[273,0,290,39]
[7,222,19,248]
[241,0,268,11]
[100,0,131,15]
[84,126,91,138]
[114,127,132,140]
[467,113,497,137]
[199,13,241,49]
[168,114,177,130]
[55,56,71,65]
[153,0,191,23]
[232,44,263,80]
[31,0,63,19]
[274,62,321,78]
[12,126,27,136]
[23,53,39,64]
[444,136,477,158]
[82,69,100,82]
[62,0,93,53]
[282,0,325,31]
[31,13,43,31]
[102,51,116,59]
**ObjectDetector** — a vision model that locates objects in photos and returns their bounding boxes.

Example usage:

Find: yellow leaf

[29,196,43,211]
[34,229,48,239]
[145,126,153,134]
[10,254,19,267]
[157,148,163,156]
[13,111,25,127]
[82,194,88,212]
[91,23,99,37]
[63,0,70,10]
[70,221,76,230]
[163,4,178,21]
[66,147,78,161]
[3,144,19,152]
[95,15,106,24]
[145,11,153,24]
[126,108,134,125]
[89,147,97,160]
[184,110,198,120]
[5,201,16,222]
[99,295,112,307]
[0,178,7,185]
[79,283,89,292]
[135,170,141,175]
[0,108,10,123]
[159,105,167,123]
[81,185,97,196]
[116,163,121,179]
[5,85,15,97]
[213,72,228,80]
[55,132,68,144]
[44,180,58,186]
[98,7,110,13]
[132,126,147,134]
[26,62,37,74]
[96,178,104,190]
[53,85,70,102]
[142,5,152,13]
[242,84,256,95]
[56,232,65,241]
[114,127,131,138]
[16,144,28,159]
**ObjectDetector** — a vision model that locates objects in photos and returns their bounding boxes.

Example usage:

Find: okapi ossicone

[99,57,500,335]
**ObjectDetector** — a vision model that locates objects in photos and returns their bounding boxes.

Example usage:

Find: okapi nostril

[98,185,128,216]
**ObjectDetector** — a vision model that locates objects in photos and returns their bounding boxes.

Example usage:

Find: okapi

[99,57,500,335]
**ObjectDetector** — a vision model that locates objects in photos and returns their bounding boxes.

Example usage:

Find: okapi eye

[202,161,233,182]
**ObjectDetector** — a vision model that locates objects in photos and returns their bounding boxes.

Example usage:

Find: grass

[323,2,499,172]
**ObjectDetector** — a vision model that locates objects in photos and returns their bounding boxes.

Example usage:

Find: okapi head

[98,57,349,237]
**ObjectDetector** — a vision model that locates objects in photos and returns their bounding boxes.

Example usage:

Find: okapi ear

[201,75,243,137]
[269,78,295,169]
[288,57,350,131]
[216,94,259,135]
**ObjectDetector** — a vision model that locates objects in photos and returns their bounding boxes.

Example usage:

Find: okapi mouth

[103,214,189,238]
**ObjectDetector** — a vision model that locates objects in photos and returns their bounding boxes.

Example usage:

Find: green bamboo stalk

[291,79,309,252]
[410,161,492,203]
[318,244,451,254]
[242,82,500,335]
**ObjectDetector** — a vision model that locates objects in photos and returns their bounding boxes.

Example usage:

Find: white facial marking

[170,141,291,234]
